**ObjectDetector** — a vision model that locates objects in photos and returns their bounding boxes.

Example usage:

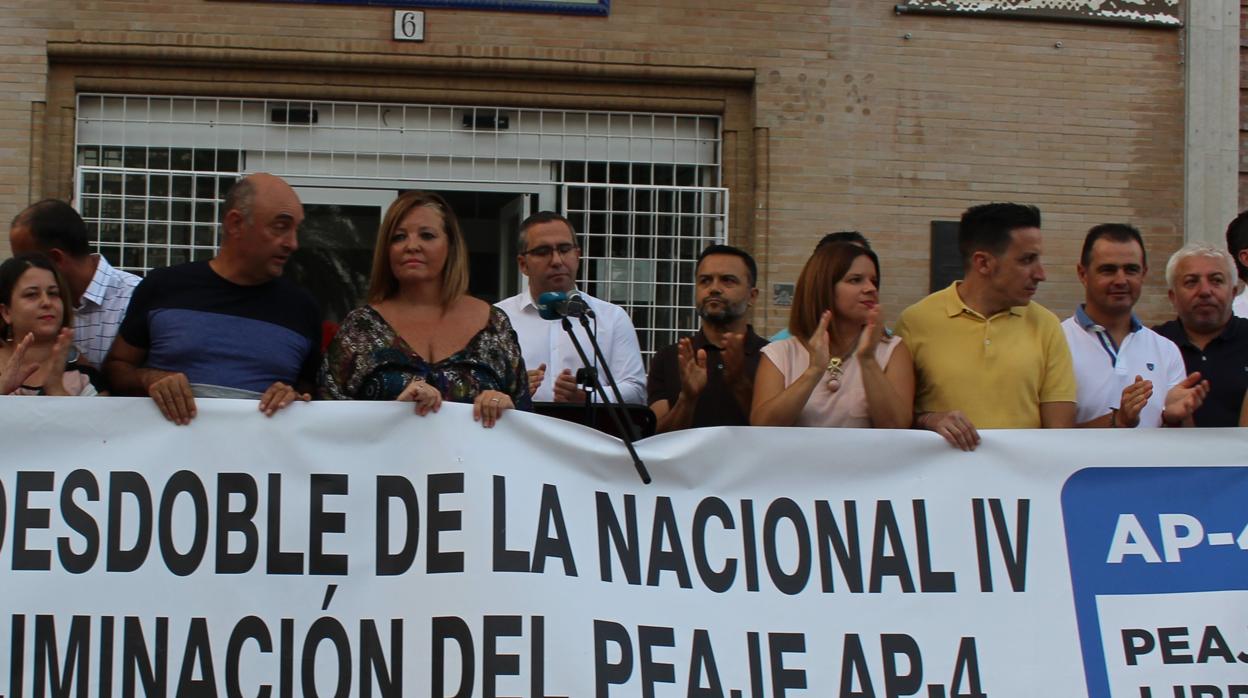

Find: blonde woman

[319,191,529,427]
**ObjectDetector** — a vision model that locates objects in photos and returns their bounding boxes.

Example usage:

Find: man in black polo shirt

[648,244,768,432]
[1153,242,1248,427]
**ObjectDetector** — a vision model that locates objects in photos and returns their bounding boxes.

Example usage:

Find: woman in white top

[751,242,912,427]
[0,253,97,396]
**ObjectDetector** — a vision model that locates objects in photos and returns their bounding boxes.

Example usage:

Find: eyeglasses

[521,243,579,259]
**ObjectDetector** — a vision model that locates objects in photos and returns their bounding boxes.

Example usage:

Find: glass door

[288,187,396,323]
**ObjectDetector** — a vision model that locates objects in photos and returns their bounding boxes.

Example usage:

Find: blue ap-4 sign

[1062,467,1248,698]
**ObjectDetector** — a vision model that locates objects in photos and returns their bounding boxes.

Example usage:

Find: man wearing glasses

[496,211,646,404]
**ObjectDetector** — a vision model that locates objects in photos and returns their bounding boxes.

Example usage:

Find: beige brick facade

[1,0,1186,332]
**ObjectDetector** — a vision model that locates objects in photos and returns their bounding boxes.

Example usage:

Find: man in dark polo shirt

[648,244,768,431]
[1153,242,1248,427]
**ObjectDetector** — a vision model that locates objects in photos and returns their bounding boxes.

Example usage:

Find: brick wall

[1,0,1186,331]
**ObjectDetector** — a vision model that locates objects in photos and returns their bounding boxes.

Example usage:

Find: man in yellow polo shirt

[895,203,1076,450]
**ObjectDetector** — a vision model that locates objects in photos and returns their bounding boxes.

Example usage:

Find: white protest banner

[1,397,1246,698]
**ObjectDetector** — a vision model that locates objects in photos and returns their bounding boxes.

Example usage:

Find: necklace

[824,334,861,393]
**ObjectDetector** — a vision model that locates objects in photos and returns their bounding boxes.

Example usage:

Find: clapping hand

[676,337,707,399]
[1162,372,1209,426]
[0,332,39,395]
[39,328,75,396]
[527,363,546,397]
[1116,376,1153,428]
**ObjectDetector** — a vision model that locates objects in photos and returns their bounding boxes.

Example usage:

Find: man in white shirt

[495,211,646,404]
[1224,210,1248,317]
[1061,223,1206,428]
[9,199,141,367]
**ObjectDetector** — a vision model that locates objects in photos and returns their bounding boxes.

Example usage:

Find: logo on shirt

[1146,362,1155,371]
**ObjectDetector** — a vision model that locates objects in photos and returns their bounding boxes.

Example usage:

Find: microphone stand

[559,315,651,484]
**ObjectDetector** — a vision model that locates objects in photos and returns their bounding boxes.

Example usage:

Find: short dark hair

[10,200,90,257]
[518,211,577,250]
[816,231,870,251]
[1225,209,1248,281]
[958,203,1041,267]
[1080,223,1146,269]
[696,244,758,287]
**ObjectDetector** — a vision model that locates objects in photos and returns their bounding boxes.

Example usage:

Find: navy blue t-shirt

[1153,316,1248,427]
[119,261,321,393]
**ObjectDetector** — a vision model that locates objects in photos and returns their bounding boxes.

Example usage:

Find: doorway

[285,182,554,321]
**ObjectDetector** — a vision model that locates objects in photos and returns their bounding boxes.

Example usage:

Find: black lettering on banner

[1123,628,1155,666]
[530,616,562,698]
[869,501,916,593]
[692,497,737,593]
[1197,626,1237,664]
[427,473,465,574]
[483,615,522,698]
[532,616,567,698]
[816,500,863,593]
[432,616,474,698]
[226,615,273,698]
[913,501,956,593]
[740,500,760,592]
[309,474,349,576]
[687,628,724,698]
[303,616,352,698]
[280,619,296,698]
[746,632,765,698]
[769,633,807,697]
[10,614,25,698]
[763,498,812,596]
[596,492,640,585]
[881,634,922,698]
[646,498,692,588]
[107,472,152,573]
[123,616,168,697]
[493,476,530,573]
[0,478,7,557]
[14,471,53,571]
[840,633,874,698]
[267,474,304,575]
[593,620,632,697]
[950,637,985,698]
[532,484,577,577]
[59,469,101,574]
[176,617,217,695]
[1159,626,1193,664]
[34,614,90,698]
[99,616,114,697]
[216,473,260,574]
[376,475,420,576]
[360,619,402,698]
[158,470,209,576]
[638,625,676,698]
[972,498,1029,593]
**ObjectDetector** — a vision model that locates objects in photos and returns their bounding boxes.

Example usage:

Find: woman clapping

[751,242,912,428]
[0,253,97,396]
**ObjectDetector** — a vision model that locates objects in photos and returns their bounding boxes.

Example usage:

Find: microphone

[536,291,593,320]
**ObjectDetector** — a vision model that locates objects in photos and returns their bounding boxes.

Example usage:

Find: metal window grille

[74,94,727,361]
[566,183,729,358]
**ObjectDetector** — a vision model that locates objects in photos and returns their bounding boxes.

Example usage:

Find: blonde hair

[367,191,469,307]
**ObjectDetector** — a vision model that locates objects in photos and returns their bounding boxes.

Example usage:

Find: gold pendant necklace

[824,332,862,393]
